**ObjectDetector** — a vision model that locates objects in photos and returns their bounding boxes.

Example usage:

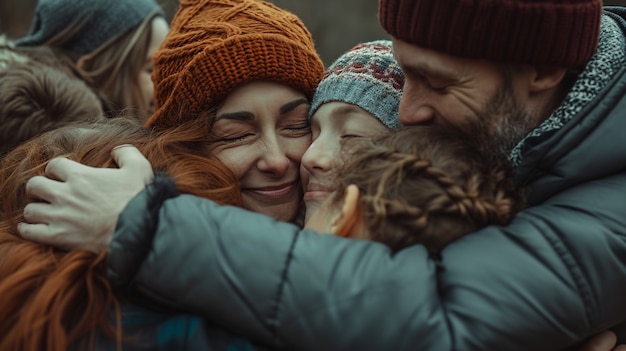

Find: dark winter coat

[106,8,626,351]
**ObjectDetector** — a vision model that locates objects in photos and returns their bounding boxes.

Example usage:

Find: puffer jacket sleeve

[106,171,626,351]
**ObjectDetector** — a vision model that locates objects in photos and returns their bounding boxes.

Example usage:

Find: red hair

[0,117,243,350]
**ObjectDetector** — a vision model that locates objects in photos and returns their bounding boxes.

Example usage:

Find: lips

[304,182,333,201]
[244,181,298,200]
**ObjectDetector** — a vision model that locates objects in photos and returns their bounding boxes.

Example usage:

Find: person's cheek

[289,135,313,164]
[214,148,248,182]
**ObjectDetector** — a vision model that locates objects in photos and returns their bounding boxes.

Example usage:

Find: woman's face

[301,102,389,224]
[139,16,169,114]
[209,81,311,222]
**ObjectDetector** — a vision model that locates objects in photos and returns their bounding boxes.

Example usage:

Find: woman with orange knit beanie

[147,0,325,223]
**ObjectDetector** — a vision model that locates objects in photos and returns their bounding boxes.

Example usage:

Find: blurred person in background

[14,0,169,122]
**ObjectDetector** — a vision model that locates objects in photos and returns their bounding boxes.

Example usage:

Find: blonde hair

[47,11,162,121]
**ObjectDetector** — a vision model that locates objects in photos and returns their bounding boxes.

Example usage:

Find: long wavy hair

[46,12,162,121]
[333,125,525,253]
[0,117,243,350]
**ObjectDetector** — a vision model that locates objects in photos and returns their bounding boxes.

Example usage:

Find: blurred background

[2,0,626,66]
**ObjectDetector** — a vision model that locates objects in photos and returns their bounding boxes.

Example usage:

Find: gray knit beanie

[309,40,404,130]
[16,0,164,60]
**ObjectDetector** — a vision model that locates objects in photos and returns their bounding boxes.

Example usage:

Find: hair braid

[364,154,433,240]
[333,125,525,253]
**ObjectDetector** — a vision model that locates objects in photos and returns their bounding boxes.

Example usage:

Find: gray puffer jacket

[108,9,626,351]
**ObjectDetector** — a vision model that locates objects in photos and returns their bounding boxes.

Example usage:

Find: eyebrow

[215,98,310,121]
[280,98,310,114]
[403,62,453,81]
[215,111,254,121]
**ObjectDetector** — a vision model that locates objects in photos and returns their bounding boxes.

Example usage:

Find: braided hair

[333,125,525,253]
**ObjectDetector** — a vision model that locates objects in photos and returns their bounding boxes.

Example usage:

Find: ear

[527,66,567,93]
[330,184,361,238]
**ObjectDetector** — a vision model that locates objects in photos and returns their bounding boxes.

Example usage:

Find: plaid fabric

[90,304,266,351]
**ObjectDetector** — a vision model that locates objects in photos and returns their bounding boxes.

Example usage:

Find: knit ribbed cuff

[378,0,602,68]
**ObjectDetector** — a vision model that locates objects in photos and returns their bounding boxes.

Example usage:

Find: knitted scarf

[510,13,626,166]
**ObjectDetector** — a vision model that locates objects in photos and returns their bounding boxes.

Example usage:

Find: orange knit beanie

[147,0,325,128]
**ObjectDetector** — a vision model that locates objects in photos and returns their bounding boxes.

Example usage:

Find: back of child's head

[309,40,404,130]
[0,43,105,157]
[333,125,524,253]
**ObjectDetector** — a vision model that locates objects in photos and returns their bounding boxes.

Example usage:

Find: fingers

[45,157,85,182]
[18,221,83,252]
[111,145,153,183]
[23,202,56,225]
[17,222,58,247]
[20,202,72,250]
[17,148,144,254]
[579,330,617,351]
[25,176,64,203]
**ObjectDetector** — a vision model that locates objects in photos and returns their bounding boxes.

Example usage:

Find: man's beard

[464,79,537,162]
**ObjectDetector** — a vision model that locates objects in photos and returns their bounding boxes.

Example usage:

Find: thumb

[579,331,617,351]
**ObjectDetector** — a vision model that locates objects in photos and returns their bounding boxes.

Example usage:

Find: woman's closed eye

[211,118,256,144]
[217,133,255,143]
[285,123,311,133]
[281,118,311,137]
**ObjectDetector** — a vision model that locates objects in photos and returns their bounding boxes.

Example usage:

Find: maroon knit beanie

[378,0,602,68]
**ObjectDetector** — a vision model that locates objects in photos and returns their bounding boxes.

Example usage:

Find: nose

[398,83,436,126]
[257,137,290,178]
[301,139,332,175]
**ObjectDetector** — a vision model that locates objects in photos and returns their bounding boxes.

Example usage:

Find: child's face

[301,101,388,224]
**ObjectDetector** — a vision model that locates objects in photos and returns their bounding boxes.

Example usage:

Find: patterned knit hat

[15,0,164,60]
[309,40,404,130]
[378,0,602,68]
[147,0,325,129]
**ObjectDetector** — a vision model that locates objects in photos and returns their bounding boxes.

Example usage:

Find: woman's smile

[243,181,298,200]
